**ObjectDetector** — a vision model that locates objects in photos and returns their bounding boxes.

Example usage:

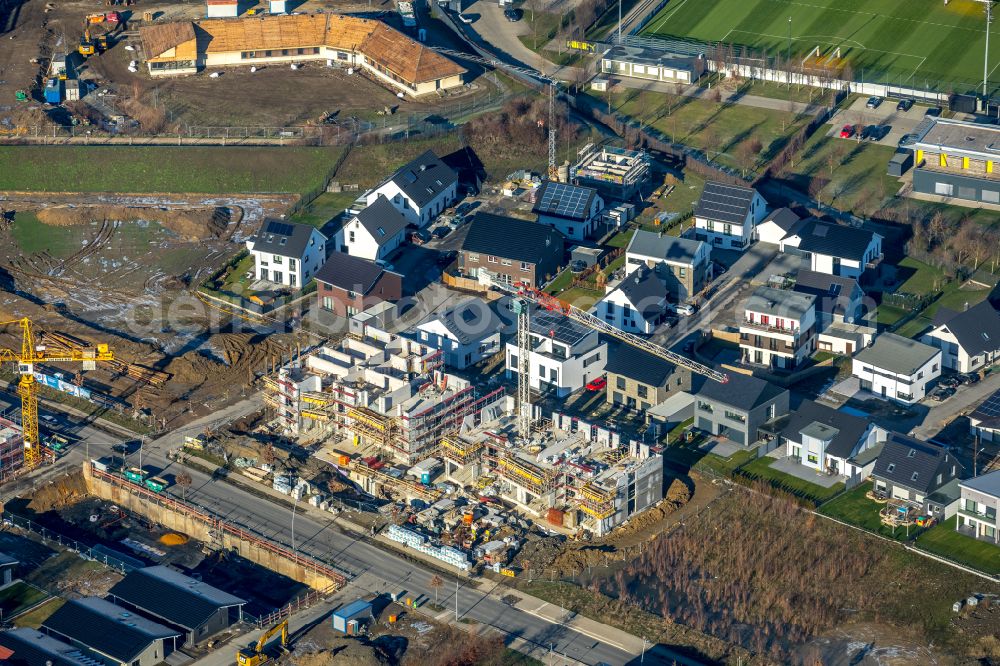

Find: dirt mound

[36,205,232,240]
[159,533,188,546]
[291,639,388,666]
[27,471,89,512]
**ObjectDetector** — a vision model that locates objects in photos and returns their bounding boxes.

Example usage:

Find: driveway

[910,370,1000,440]
[826,97,931,148]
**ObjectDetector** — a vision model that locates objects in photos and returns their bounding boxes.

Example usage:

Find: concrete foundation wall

[82,463,339,591]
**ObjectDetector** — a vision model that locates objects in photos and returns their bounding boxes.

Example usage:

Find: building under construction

[0,416,24,482]
[440,412,664,537]
[571,144,650,201]
[264,317,504,464]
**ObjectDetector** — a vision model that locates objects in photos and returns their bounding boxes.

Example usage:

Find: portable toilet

[332,599,373,633]
[270,0,287,12]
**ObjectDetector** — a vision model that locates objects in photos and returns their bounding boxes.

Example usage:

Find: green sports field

[642,0,999,91]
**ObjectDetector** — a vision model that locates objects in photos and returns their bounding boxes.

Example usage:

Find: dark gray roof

[854,333,939,376]
[352,195,409,246]
[694,181,758,225]
[960,469,1000,498]
[532,181,599,221]
[777,400,870,458]
[761,207,801,233]
[422,298,502,345]
[612,266,666,321]
[792,269,863,316]
[931,300,1000,357]
[745,286,816,321]
[0,628,97,666]
[971,386,1000,429]
[248,219,325,258]
[697,372,787,412]
[626,229,706,266]
[604,342,677,387]
[601,44,701,71]
[108,566,245,632]
[387,150,458,208]
[314,252,398,295]
[871,432,963,494]
[0,552,17,566]
[42,598,180,663]
[794,220,879,262]
[462,213,564,265]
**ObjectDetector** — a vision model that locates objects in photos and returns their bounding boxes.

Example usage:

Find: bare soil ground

[0,192,317,426]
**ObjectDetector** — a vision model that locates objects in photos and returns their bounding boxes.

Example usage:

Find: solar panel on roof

[977,390,1000,418]
[532,310,589,345]
[265,220,294,237]
[538,182,590,219]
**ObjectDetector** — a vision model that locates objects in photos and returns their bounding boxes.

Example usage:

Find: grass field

[642,0,998,90]
[0,146,345,193]
[917,517,1000,574]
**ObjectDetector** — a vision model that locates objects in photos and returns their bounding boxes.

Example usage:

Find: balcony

[958,506,998,524]
[740,319,801,337]
[739,333,799,354]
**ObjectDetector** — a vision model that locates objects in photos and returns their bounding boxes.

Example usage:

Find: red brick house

[314,252,402,317]
[459,212,564,288]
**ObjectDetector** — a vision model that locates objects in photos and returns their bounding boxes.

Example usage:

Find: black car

[898,133,919,147]
[433,226,451,239]
[925,106,942,118]
[896,98,914,112]
[866,96,883,109]
[504,7,523,21]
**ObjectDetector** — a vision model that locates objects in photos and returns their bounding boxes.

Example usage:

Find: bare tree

[430,574,443,605]
[176,471,192,501]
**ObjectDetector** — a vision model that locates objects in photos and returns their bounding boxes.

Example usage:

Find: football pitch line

[648,0,692,35]
[724,28,927,69]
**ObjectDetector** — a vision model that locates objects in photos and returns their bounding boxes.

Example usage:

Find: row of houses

[0,565,246,666]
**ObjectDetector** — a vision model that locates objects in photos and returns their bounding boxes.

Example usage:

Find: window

[469,253,479,263]
[322,297,333,311]
[911,472,919,482]
[958,186,976,199]
[636,384,648,399]
[521,261,530,271]
[679,267,687,278]
[346,290,357,299]
[488,256,497,263]
[272,255,283,264]
[583,352,601,367]
[983,190,1000,203]
[349,230,355,243]
[289,258,297,270]
[724,410,746,423]
[697,400,714,413]
[934,181,954,196]
[502,259,512,266]
[886,463,895,473]
[807,453,818,464]
[616,377,626,390]
[907,449,916,458]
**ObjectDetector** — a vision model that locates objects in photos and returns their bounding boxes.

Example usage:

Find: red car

[839,124,854,139]
[586,377,607,391]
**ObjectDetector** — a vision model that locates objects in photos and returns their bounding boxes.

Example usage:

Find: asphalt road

[0,390,651,665]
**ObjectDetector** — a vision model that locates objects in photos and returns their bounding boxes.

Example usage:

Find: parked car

[896,98,914,112]
[940,375,962,388]
[930,386,955,402]
[586,377,607,391]
[504,7,523,21]
[675,303,696,317]
[961,372,981,385]
[925,106,942,117]
[866,96,883,109]
[839,124,854,138]
[433,225,451,239]
[409,228,431,245]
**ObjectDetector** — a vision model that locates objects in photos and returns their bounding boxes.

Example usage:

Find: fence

[2,511,141,573]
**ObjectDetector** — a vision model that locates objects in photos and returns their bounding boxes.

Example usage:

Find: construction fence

[2,511,142,573]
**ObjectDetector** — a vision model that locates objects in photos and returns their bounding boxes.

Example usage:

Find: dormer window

[907,449,916,458]
[886,463,895,473]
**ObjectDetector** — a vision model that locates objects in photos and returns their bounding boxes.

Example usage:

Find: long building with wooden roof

[139,14,466,96]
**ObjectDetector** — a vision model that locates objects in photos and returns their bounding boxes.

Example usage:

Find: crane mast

[547,84,558,181]
[483,273,729,385]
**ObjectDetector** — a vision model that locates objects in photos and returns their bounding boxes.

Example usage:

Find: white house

[755,207,802,245]
[852,333,941,404]
[921,300,1000,373]
[365,150,459,228]
[780,399,883,481]
[594,266,667,335]
[531,180,604,241]
[690,180,767,251]
[957,470,1000,545]
[340,195,409,262]
[246,219,327,289]
[505,308,606,398]
[625,230,711,302]
[410,298,506,370]
[739,286,817,370]
[780,219,882,279]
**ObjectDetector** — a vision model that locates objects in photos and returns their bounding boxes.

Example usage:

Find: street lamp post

[291,493,300,556]
[984,0,995,98]
[787,16,792,88]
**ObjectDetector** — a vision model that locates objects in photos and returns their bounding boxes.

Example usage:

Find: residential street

[910,371,1000,442]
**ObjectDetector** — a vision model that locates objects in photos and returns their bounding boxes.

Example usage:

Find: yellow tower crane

[0,318,113,470]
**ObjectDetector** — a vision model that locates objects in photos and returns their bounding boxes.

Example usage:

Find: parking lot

[826,96,938,147]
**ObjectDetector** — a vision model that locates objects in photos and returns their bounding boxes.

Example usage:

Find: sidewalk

[612,76,824,116]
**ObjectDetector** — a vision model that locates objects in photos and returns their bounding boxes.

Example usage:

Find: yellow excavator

[236,620,288,666]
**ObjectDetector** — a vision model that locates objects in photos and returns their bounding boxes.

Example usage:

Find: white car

[675,303,696,317]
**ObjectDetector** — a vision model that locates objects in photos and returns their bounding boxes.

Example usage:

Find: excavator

[236,620,288,666]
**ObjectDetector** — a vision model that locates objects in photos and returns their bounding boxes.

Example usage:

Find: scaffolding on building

[439,435,484,465]
[575,481,616,520]
[349,459,442,501]
[485,453,557,495]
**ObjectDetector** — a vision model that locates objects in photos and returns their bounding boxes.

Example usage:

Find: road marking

[518,605,629,651]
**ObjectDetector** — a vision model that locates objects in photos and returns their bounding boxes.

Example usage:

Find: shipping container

[43,79,63,104]
[144,476,169,493]
[124,466,147,483]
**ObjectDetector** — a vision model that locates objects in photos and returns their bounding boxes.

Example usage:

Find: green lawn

[916,517,1000,575]
[0,582,49,619]
[885,257,991,338]
[603,90,808,174]
[642,0,998,91]
[545,269,576,295]
[289,191,357,229]
[820,482,926,541]
[897,257,946,295]
[739,456,845,505]
[663,424,757,478]
[605,228,635,248]
[0,146,346,193]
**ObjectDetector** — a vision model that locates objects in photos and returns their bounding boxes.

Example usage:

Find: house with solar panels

[531,180,605,241]
[246,219,327,289]
[505,308,606,397]
[459,212,564,288]
[689,181,767,251]
[970,387,1000,443]
[107,565,246,647]
[365,150,458,228]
